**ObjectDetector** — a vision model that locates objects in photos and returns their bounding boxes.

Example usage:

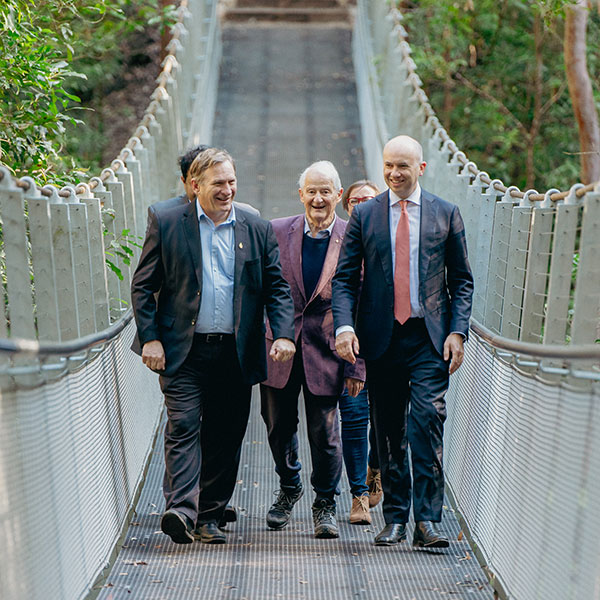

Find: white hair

[298,160,342,191]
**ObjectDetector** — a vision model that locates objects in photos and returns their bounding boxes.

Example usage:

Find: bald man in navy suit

[332,135,473,549]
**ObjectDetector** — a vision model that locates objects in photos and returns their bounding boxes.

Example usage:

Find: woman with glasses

[338,180,383,524]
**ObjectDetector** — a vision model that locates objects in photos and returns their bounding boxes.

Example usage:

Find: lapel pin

[239,242,244,249]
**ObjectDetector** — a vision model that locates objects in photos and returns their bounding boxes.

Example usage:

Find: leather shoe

[374,523,407,546]
[413,521,449,548]
[194,521,227,544]
[218,504,238,529]
[160,509,194,544]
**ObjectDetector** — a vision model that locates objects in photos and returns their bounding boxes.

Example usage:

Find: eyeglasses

[348,196,374,206]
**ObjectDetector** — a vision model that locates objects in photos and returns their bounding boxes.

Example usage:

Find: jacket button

[191,319,196,325]
[197,290,201,296]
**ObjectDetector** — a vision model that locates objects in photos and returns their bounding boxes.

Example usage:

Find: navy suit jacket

[332,188,473,360]
[131,200,294,382]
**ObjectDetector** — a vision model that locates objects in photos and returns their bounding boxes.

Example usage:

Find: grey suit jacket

[131,200,294,382]
[332,188,473,360]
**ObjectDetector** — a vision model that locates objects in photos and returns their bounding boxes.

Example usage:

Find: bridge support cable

[356,1,600,598]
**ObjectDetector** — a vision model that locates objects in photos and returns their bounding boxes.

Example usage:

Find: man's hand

[270,338,296,362]
[345,377,364,398]
[443,333,464,374]
[336,331,360,365]
[142,340,166,371]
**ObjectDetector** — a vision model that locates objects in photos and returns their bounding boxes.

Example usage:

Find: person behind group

[260,161,366,539]
[337,179,383,525]
[333,135,473,549]
[131,147,295,545]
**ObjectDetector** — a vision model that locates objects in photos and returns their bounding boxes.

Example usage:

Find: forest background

[0,0,599,192]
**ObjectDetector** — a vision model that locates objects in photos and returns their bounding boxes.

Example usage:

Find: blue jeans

[338,387,378,497]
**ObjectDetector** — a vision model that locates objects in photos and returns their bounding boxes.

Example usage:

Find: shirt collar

[389,183,421,207]
[196,199,236,226]
[303,214,336,238]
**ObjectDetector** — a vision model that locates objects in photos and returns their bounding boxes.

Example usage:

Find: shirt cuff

[450,331,466,340]
[336,325,355,337]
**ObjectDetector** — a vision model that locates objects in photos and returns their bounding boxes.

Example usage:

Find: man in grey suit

[332,135,473,548]
[131,148,295,545]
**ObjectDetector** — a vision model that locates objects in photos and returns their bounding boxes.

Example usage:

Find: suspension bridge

[1,1,599,599]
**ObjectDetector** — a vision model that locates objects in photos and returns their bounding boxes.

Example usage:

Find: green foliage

[105,228,143,281]
[0,0,176,185]
[399,0,600,190]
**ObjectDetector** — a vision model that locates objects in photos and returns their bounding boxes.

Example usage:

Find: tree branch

[453,71,529,137]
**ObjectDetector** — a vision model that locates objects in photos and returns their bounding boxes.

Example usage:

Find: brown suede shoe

[366,466,383,508]
[349,494,371,525]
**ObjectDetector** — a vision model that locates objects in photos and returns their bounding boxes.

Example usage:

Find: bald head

[382,135,426,198]
[383,135,424,162]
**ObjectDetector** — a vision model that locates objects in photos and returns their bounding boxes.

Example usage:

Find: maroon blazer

[263,214,366,396]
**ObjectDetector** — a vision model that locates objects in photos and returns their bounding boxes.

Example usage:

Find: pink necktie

[394,200,411,324]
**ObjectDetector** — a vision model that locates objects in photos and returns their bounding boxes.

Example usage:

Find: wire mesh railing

[354,1,600,598]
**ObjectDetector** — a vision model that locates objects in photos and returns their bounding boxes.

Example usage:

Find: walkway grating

[96,393,492,600]
[96,24,494,599]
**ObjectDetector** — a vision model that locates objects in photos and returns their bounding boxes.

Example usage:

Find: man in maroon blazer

[260,161,366,539]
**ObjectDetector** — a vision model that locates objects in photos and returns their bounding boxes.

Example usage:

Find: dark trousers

[159,334,252,525]
[260,352,342,501]
[368,318,449,524]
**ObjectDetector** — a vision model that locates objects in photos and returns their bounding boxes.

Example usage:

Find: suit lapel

[288,216,306,304]
[182,201,203,287]
[419,189,438,286]
[309,217,344,303]
[233,210,250,314]
[374,191,394,286]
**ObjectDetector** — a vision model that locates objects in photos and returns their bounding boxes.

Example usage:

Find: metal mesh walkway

[97,391,491,599]
[95,24,493,599]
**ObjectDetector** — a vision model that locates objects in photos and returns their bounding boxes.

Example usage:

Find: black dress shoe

[160,509,194,544]
[413,521,449,548]
[194,521,227,544]
[374,523,407,546]
[218,504,238,529]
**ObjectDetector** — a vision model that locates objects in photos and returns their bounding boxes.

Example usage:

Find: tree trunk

[564,0,600,184]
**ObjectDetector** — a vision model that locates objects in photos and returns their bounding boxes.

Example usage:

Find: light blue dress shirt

[195,201,236,333]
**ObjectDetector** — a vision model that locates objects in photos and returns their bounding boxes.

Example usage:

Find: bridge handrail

[469,321,600,361]
[0,310,133,356]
